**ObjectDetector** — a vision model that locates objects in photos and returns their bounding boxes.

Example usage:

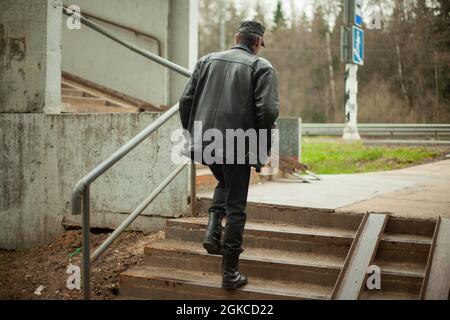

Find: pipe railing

[302,123,450,137]
[63,6,192,78]
[64,6,195,300]
[79,8,163,56]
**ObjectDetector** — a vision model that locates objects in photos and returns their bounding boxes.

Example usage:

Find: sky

[231,0,393,30]
[235,0,316,22]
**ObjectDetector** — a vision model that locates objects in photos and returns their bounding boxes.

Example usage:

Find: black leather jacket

[179,44,280,164]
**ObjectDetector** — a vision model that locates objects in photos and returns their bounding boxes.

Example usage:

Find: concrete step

[360,290,418,300]
[378,260,425,278]
[119,266,332,300]
[117,201,437,300]
[143,239,342,286]
[384,217,436,238]
[372,234,431,294]
[380,233,432,252]
[360,268,423,299]
[196,199,364,230]
[353,226,431,300]
[375,246,430,266]
[166,217,355,256]
[376,233,432,269]
[380,263,423,294]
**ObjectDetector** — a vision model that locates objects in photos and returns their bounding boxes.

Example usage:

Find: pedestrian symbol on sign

[352,26,364,65]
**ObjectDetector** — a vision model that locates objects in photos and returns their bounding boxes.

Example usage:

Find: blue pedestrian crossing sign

[352,26,364,65]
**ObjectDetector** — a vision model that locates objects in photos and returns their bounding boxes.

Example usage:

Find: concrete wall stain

[0,24,5,58]
[0,24,5,107]
[15,121,25,207]
[18,67,25,81]
[9,37,26,63]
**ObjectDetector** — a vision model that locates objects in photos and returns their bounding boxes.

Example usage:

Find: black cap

[239,20,266,47]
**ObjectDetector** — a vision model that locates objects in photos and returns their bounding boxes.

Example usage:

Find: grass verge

[302,139,450,174]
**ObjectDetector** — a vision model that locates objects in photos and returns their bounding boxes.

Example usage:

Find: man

[179,21,279,290]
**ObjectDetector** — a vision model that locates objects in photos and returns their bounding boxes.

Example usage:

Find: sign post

[341,0,364,140]
[343,64,360,140]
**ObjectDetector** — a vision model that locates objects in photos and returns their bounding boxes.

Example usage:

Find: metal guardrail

[63,6,194,300]
[302,124,450,137]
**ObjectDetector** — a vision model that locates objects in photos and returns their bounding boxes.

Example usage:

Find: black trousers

[208,164,251,256]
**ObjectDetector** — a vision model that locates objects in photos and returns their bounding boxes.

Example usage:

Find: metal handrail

[63,7,195,300]
[79,8,163,56]
[302,123,450,137]
[63,6,191,78]
[90,159,190,263]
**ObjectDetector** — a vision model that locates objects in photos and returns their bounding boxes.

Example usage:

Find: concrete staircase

[119,200,436,300]
[61,72,162,113]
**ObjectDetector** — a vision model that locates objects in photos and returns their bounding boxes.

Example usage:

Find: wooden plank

[332,213,388,300]
[421,217,450,300]
[62,72,160,112]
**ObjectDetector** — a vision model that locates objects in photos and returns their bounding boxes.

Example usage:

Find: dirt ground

[0,230,164,300]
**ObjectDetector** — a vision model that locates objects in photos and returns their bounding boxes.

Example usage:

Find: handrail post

[190,163,197,216]
[89,161,189,263]
[82,186,91,300]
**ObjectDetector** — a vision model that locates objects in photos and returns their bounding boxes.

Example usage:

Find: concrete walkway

[198,159,450,221]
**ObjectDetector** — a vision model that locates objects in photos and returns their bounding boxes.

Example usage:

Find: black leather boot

[203,210,225,255]
[222,254,248,290]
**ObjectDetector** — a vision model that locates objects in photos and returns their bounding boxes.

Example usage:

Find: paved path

[198,159,450,220]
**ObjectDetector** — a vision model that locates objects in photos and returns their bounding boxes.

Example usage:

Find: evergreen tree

[273,0,287,31]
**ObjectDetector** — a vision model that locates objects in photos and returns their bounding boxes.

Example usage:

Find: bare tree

[197,0,450,123]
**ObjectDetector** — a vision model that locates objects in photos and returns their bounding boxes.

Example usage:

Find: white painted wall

[0,113,188,250]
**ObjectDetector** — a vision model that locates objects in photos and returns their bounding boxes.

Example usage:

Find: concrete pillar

[0,0,62,114]
[168,0,198,106]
